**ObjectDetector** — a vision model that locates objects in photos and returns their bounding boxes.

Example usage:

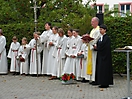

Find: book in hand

[116,46,132,50]
[81,34,94,43]
[77,54,84,58]
[19,57,25,62]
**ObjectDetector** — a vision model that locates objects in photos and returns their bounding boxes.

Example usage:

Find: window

[121,5,125,11]
[114,4,119,17]
[120,4,131,17]
[126,4,130,10]
[96,5,103,13]
[99,6,102,13]
[104,4,109,12]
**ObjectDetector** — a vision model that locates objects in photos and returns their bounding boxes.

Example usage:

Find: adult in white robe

[7,41,20,73]
[38,23,53,75]
[18,44,30,75]
[47,26,59,78]
[86,17,101,84]
[53,28,68,78]
[29,38,42,75]
[0,30,8,74]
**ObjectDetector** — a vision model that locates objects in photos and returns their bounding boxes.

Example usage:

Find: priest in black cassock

[94,24,113,88]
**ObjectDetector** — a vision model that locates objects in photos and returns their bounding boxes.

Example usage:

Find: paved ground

[0,74,132,99]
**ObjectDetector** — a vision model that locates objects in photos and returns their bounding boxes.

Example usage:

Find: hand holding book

[81,34,94,43]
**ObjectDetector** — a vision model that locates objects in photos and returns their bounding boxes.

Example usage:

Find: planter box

[61,79,73,85]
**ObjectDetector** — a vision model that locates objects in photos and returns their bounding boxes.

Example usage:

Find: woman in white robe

[0,29,8,74]
[53,28,67,78]
[47,26,59,80]
[18,37,30,75]
[7,36,20,75]
[29,33,42,75]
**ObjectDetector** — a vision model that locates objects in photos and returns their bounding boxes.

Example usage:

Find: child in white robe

[77,39,89,82]
[72,29,83,80]
[7,36,20,75]
[63,29,75,75]
[18,37,30,75]
[53,28,67,78]
[29,32,42,76]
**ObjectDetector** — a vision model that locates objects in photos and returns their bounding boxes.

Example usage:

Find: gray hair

[93,17,99,23]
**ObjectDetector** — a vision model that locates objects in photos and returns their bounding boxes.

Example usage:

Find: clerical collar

[100,33,106,41]
[101,33,106,36]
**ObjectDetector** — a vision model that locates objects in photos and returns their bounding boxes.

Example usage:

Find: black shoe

[81,78,89,83]
[32,74,37,77]
[16,72,20,75]
[25,74,29,76]
[98,85,109,88]
[13,73,16,75]
[89,81,98,85]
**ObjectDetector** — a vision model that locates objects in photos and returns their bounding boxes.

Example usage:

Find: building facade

[91,1,132,17]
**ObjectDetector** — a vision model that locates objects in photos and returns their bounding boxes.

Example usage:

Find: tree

[0,0,33,24]
[0,0,96,35]
[38,0,96,35]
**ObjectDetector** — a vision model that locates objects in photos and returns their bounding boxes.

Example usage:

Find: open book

[116,46,132,50]
[81,34,94,43]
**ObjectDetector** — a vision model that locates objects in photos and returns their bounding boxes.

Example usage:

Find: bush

[104,16,132,73]
[1,16,132,74]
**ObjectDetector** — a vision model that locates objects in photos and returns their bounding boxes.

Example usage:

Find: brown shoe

[48,76,57,80]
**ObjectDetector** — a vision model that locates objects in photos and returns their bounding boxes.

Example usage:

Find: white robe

[87,26,101,81]
[0,35,8,74]
[47,33,59,76]
[53,35,67,77]
[29,39,42,74]
[79,43,90,80]
[63,36,77,75]
[71,35,83,80]
[38,29,53,74]
[18,44,30,74]
[7,42,20,72]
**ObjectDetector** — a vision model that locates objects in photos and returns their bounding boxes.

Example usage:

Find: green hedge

[1,16,132,73]
[104,16,132,73]
[0,22,46,50]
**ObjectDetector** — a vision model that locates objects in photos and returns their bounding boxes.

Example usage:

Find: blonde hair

[33,32,41,35]
[22,37,28,44]
[12,36,18,40]
[58,28,64,35]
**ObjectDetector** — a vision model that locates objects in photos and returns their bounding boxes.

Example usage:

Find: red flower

[61,73,75,82]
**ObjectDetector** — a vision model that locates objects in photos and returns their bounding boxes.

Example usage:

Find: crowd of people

[0,17,113,88]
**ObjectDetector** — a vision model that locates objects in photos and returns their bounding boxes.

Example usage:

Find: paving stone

[0,74,131,99]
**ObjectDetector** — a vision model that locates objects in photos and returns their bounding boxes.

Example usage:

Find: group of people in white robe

[0,23,89,81]
[0,17,113,86]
